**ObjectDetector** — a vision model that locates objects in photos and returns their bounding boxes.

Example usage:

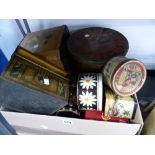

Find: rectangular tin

[19,25,70,77]
[2,53,69,100]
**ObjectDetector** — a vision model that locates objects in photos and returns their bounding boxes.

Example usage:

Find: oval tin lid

[112,60,147,96]
[67,27,129,63]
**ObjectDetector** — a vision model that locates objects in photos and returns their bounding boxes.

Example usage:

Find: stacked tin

[67,27,147,122]
[0,25,147,123]
[102,56,146,120]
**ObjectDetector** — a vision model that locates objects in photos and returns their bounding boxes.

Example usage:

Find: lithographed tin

[2,52,69,100]
[103,56,147,96]
[67,27,128,73]
[104,88,137,119]
[19,25,70,77]
[85,110,129,123]
[77,73,104,111]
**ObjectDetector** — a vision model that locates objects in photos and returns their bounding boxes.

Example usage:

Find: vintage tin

[19,25,70,77]
[85,110,129,123]
[77,73,104,111]
[67,27,129,73]
[0,47,70,115]
[104,88,137,119]
[103,56,147,96]
[55,105,81,118]
[2,50,69,100]
[0,76,68,115]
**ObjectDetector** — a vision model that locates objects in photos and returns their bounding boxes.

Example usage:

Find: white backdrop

[0,19,155,69]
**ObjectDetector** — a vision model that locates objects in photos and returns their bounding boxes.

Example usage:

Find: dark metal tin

[67,27,129,73]
[0,76,68,115]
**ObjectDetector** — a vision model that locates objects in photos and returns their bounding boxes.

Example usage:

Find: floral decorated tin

[104,88,137,119]
[77,73,104,111]
[103,56,147,96]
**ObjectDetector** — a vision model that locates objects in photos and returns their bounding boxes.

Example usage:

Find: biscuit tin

[103,56,147,96]
[104,88,137,119]
[77,73,104,111]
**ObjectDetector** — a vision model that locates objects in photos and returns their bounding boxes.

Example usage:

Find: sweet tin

[85,110,129,123]
[104,88,137,119]
[103,56,147,96]
[77,73,104,111]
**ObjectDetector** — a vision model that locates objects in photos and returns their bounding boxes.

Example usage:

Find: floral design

[79,91,97,107]
[80,75,96,90]
[107,97,132,118]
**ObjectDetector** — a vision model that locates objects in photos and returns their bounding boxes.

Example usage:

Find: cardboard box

[1,103,143,135]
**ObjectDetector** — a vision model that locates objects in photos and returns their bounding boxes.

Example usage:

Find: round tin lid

[112,60,147,96]
[67,27,129,63]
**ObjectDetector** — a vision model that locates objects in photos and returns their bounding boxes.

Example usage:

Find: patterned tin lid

[112,59,147,96]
